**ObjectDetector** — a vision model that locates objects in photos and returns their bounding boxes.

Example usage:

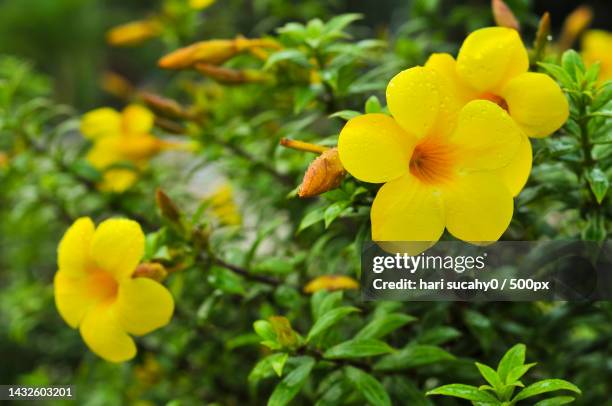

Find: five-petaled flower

[426,27,569,195]
[81,104,170,192]
[54,217,174,362]
[338,64,522,251]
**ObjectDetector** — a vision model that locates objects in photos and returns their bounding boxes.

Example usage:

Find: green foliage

[0,1,610,405]
[427,344,582,405]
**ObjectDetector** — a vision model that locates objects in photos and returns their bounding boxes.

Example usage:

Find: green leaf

[586,167,609,204]
[475,362,503,392]
[497,344,526,382]
[249,353,289,383]
[311,290,343,321]
[512,379,581,402]
[324,201,350,228]
[307,306,359,342]
[561,50,585,81]
[323,338,394,359]
[294,87,319,114]
[254,320,276,341]
[426,384,498,403]
[271,353,290,377]
[267,357,315,406]
[364,95,382,114]
[265,49,311,69]
[208,266,246,295]
[592,81,612,110]
[506,363,537,385]
[298,207,325,232]
[417,326,461,345]
[533,396,576,406]
[329,110,360,120]
[374,345,455,371]
[354,313,416,340]
[344,366,391,406]
[538,62,573,89]
[323,13,362,35]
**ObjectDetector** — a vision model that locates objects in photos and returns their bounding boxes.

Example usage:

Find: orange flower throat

[409,137,457,185]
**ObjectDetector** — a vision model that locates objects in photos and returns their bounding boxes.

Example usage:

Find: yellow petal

[338,114,415,183]
[86,136,122,169]
[498,135,532,196]
[371,173,445,249]
[79,302,136,362]
[456,27,528,93]
[57,217,95,276]
[443,172,513,242]
[451,100,521,171]
[54,272,96,328]
[582,30,612,80]
[386,66,460,138]
[99,169,139,193]
[189,0,216,9]
[425,53,478,103]
[304,275,359,293]
[122,105,154,135]
[500,72,569,138]
[90,218,145,281]
[81,108,121,140]
[116,278,174,336]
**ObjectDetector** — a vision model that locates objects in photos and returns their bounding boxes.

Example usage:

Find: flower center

[87,269,119,302]
[480,92,509,112]
[409,137,457,185]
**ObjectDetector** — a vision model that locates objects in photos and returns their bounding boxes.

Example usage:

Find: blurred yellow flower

[208,184,241,226]
[426,27,569,195]
[189,0,216,10]
[54,217,174,362]
[582,30,612,81]
[81,105,170,192]
[106,19,162,47]
[304,275,359,293]
[338,66,522,250]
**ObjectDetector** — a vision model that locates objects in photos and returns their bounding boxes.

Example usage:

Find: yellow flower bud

[559,6,593,50]
[304,275,359,293]
[106,19,161,47]
[189,0,216,10]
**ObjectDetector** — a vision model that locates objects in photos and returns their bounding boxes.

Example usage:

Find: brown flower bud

[133,262,168,282]
[298,148,346,198]
[140,92,189,119]
[155,188,181,223]
[492,0,520,31]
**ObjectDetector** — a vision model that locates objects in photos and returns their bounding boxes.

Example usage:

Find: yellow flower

[208,184,241,226]
[81,105,168,192]
[106,19,161,47]
[426,27,569,195]
[582,30,612,81]
[189,0,216,10]
[338,65,523,250]
[304,275,359,293]
[54,217,174,362]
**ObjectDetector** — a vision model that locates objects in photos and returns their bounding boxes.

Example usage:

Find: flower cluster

[338,27,569,250]
[81,105,171,192]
